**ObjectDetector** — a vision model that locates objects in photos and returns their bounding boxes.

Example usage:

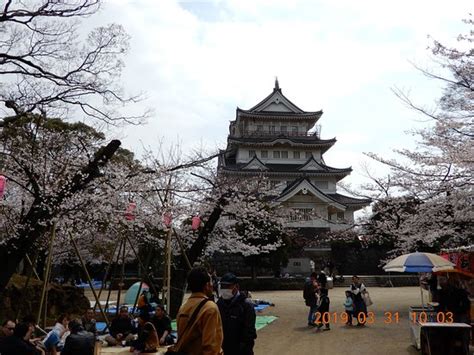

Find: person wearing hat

[217,272,256,355]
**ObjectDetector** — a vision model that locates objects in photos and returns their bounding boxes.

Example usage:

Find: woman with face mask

[216,273,257,355]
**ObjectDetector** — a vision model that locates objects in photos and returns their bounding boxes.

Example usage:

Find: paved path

[252,287,421,355]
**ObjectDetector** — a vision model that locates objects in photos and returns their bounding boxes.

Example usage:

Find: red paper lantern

[0,175,6,199]
[191,216,201,230]
[124,202,136,221]
[163,212,172,228]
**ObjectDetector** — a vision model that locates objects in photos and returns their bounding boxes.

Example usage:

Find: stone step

[332,275,419,288]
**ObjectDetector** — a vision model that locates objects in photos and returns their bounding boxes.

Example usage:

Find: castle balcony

[240,126,321,139]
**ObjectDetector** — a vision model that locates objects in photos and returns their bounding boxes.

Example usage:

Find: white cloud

[95,0,470,188]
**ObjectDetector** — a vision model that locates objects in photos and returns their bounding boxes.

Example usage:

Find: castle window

[280,126,287,133]
[270,125,276,133]
[249,150,256,158]
[273,151,280,159]
[293,151,300,159]
[305,151,312,159]
[337,212,345,220]
[292,126,298,134]
[261,150,268,158]
[281,151,288,159]
[257,125,263,132]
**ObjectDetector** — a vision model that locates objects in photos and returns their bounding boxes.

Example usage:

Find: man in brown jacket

[173,267,223,355]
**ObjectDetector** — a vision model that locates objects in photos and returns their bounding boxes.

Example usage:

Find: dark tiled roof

[327,193,372,206]
[278,178,371,207]
[228,136,336,145]
[245,87,306,113]
[237,108,322,118]
[220,158,351,174]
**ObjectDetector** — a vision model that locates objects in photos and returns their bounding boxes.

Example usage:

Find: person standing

[316,288,330,331]
[317,271,328,289]
[217,273,256,355]
[350,276,367,326]
[171,267,223,355]
[343,291,354,326]
[303,272,319,326]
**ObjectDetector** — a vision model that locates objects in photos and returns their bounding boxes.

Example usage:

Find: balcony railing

[240,128,320,139]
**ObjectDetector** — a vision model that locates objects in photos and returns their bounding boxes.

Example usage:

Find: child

[316,288,330,331]
[343,291,354,326]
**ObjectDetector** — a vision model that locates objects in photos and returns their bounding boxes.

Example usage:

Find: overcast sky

[90,0,471,189]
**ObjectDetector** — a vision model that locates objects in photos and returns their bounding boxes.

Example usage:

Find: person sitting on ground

[105,306,137,346]
[61,319,95,355]
[0,322,44,355]
[130,312,159,353]
[150,304,173,346]
[0,319,15,338]
[43,314,70,354]
[316,288,330,331]
[81,308,97,335]
[21,315,47,353]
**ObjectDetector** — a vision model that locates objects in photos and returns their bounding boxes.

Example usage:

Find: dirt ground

[87,286,422,355]
[251,287,421,355]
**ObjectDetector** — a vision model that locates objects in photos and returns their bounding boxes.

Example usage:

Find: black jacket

[61,330,95,355]
[150,315,172,338]
[303,281,317,307]
[217,293,257,355]
[0,336,40,355]
[109,317,136,337]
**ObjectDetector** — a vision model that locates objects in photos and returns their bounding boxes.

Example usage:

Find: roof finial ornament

[274,76,280,90]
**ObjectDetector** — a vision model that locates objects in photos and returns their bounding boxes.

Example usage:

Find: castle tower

[218,80,371,247]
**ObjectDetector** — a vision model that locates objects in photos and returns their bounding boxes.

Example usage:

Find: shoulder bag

[165,298,210,355]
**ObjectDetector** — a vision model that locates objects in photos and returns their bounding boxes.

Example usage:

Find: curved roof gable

[277,178,346,210]
[298,156,351,173]
[241,79,320,115]
[241,156,269,171]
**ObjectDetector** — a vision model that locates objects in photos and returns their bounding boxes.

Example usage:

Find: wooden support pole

[172,229,192,270]
[25,254,40,280]
[16,251,39,320]
[132,248,154,315]
[105,239,124,313]
[94,241,120,311]
[116,237,126,316]
[70,235,110,329]
[37,223,56,326]
[124,235,160,298]
[166,229,172,313]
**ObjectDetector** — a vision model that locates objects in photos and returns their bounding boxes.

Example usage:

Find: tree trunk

[168,198,226,318]
[0,140,121,294]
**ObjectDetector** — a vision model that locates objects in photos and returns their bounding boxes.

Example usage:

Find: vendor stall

[382,252,472,353]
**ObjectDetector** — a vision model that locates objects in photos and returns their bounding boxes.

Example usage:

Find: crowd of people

[304,273,371,329]
[0,267,257,355]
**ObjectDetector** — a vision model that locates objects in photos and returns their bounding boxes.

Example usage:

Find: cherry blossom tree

[354,17,473,256]
[0,0,147,125]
